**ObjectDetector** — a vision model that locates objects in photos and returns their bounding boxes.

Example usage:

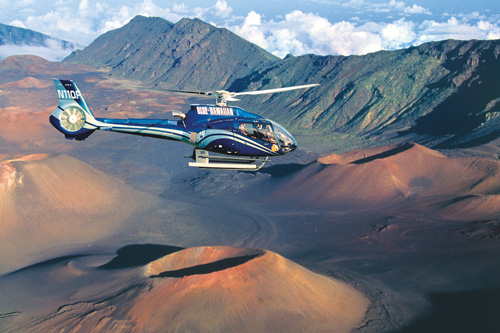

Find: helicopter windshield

[270,120,297,152]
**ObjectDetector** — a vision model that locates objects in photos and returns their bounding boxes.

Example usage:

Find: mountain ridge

[0,22,77,60]
[65,15,279,91]
[63,15,500,150]
[235,39,500,144]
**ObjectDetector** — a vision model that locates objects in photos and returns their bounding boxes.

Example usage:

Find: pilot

[239,123,248,135]
[240,123,260,140]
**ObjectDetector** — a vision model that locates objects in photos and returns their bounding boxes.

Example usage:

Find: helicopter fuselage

[50,79,300,169]
[87,105,298,157]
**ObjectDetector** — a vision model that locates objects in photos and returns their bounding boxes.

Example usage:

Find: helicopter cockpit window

[238,122,277,144]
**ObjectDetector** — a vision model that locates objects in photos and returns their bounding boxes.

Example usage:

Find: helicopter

[50,79,319,170]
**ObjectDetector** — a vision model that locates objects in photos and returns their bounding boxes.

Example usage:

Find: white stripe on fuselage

[97,122,189,139]
[200,132,278,155]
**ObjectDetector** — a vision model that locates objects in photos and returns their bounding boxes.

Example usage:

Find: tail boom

[50,78,192,143]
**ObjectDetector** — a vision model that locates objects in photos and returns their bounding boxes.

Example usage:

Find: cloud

[478,20,500,40]
[9,0,172,45]
[0,39,78,61]
[232,11,269,50]
[214,0,232,19]
[230,10,389,57]
[11,0,234,45]
[340,0,431,15]
[403,4,430,15]
[226,9,500,58]
[189,0,236,23]
[8,19,26,29]
[415,17,500,44]
[380,19,416,49]
[232,10,381,57]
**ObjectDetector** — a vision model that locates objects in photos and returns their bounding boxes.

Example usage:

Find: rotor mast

[214,91,236,106]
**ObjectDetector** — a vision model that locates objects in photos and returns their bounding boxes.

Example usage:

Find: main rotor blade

[233,83,320,97]
[160,89,213,96]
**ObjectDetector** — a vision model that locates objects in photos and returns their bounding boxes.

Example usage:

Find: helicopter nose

[287,136,297,153]
[270,120,298,154]
[280,133,297,154]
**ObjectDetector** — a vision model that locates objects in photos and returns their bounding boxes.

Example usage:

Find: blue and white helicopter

[50,79,318,170]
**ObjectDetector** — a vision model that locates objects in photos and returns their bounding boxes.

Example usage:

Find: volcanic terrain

[1,15,500,332]
[0,153,156,274]
[1,246,369,332]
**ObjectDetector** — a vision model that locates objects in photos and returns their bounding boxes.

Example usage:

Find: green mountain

[65,15,278,90]
[235,39,500,148]
[64,16,500,149]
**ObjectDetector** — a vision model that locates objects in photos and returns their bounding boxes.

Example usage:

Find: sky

[1,0,500,61]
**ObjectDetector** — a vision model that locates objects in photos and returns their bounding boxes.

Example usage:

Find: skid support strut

[186,149,268,171]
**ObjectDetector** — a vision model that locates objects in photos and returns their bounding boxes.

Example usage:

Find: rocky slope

[270,142,500,215]
[0,154,156,274]
[10,246,368,332]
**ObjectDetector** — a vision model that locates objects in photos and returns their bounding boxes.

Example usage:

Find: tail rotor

[60,106,86,132]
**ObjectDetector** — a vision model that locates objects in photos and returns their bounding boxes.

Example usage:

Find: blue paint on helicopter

[49,79,313,169]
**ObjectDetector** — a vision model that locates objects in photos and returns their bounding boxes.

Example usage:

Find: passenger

[238,123,246,135]
[239,123,252,137]
[256,123,276,143]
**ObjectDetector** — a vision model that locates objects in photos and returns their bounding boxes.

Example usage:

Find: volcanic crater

[147,246,266,278]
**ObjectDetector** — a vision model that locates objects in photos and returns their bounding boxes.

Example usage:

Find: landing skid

[186,149,268,171]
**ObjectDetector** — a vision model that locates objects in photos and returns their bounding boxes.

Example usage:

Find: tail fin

[50,79,97,140]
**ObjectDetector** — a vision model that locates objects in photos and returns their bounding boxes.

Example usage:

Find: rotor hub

[68,114,78,124]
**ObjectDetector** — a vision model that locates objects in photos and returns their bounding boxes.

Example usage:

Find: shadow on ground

[99,244,184,269]
[151,250,266,278]
[398,288,500,333]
